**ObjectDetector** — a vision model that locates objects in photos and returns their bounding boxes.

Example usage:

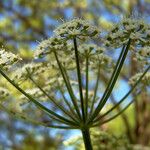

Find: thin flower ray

[26,69,80,124]
[94,65,150,123]
[0,68,79,128]
[88,39,131,124]
[0,103,75,129]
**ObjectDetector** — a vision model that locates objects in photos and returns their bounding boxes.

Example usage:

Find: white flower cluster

[0,48,21,70]
[78,44,105,57]
[12,62,48,83]
[138,46,150,57]
[35,19,99,61]
[0,87,10,100]
[54,18,99,40]
[129,72,150,86]
[76,44,112,72]
[34,37,67,58]
[62,59,76,70]
[35,41,77,70]
[133,46,150,66]
[105,18,150,48]
[89,54,113,73]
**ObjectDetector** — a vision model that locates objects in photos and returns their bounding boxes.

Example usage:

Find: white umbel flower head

[34,37,67,59]
[133,46,150,66]
[54,18,99,40]
[12,62,48,83]
[78,44,105,57]
[0,48,22,70]
[129,72,150,86]
[105,17,150,48]
[138,46,150,57]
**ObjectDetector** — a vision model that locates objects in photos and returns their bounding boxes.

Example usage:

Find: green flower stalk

[0,18,149,150]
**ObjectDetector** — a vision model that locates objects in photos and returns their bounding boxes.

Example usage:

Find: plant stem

[89,61,100,117]
[81,128,93,150]
[85,56,89,119]
[73,38,85,122]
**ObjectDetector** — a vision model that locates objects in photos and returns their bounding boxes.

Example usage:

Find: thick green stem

[81,128,93,150]
[85,56,89,119]
[73,38,85,122]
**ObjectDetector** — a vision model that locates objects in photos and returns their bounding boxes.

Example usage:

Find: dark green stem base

[81,128,93,150]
